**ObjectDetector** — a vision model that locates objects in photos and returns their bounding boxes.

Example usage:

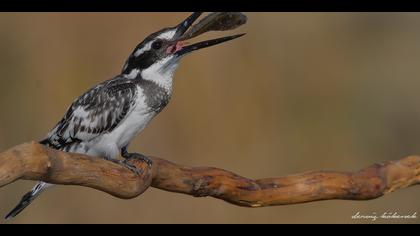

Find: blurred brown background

[0,13,419,224]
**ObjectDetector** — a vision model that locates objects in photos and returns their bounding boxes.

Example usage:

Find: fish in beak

[168,12,247,57]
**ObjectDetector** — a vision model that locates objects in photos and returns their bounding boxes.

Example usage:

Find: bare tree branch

[0,142,419,207]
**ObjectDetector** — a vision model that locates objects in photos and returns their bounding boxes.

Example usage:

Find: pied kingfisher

[5,12,244,219]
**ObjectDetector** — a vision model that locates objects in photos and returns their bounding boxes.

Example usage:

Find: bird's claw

[123,153,153,168]
[120,160,143,175]
[101,156,142,175]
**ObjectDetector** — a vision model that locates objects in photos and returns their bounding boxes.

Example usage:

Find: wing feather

[43,78,138,149]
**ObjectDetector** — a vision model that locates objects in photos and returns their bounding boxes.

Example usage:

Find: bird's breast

[112,89,157,148]
[137,80,172,113]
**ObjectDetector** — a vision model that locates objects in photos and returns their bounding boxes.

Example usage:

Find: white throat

[140,56,180,92]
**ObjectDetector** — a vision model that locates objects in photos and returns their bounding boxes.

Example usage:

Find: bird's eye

[152,40,163,50]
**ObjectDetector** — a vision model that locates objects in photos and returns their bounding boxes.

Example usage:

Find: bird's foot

[121,160,143,175]
[101,156,142,175]
[122,152,153,168]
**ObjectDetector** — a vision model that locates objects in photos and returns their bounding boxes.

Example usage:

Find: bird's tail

[5,181,52,220]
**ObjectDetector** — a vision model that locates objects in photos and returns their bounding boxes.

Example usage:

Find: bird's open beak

[168,12,246,56]
[173,12,203,38]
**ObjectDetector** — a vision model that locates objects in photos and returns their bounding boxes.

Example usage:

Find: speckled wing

[41,78,138,149]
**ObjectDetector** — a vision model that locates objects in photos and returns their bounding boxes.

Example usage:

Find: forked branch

[0,142,419,207]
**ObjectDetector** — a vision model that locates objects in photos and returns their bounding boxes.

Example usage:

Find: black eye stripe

[152,40,163,50]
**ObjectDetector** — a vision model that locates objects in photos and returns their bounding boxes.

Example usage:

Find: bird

[5,12,245,219]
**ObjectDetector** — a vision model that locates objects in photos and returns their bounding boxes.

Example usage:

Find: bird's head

[121,12,245,86]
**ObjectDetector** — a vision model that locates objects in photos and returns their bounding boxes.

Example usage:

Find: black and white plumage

[6,12,245,219]
[40,75,171,158]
